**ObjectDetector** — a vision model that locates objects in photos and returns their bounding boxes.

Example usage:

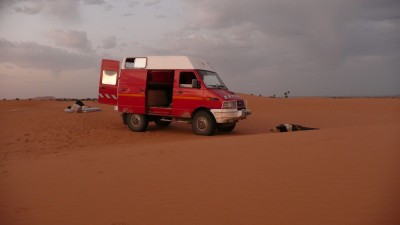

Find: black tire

[192,111,216,136]
[217,122,236,132]
[154,118,172,127]
[126,113,148,132]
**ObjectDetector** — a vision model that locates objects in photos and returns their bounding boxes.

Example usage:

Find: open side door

[117,70,148,114]
[99,59,119,105]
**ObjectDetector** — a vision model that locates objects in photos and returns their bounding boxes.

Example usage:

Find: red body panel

[99,59,119,105]
[172,70,205,117]
[118,69,147,114]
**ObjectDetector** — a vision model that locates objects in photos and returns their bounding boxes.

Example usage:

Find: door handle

[178,91,183,94]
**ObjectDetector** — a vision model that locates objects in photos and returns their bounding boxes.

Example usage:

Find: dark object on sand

[75,100,85,107]
[65,100,89,113]
[271,124,318,132]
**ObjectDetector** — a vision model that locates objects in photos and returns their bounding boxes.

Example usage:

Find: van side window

[125,57,147,69]
[102,70,117,85]
[179,72,198,88]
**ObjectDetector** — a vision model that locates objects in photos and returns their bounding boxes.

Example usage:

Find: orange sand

[1,96,400,225]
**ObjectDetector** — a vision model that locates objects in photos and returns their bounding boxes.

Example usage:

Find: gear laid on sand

[271,124,319,132]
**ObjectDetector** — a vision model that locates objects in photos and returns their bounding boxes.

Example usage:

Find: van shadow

[144,121,273,137]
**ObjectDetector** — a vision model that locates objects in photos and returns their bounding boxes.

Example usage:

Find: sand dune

[1,96,400,225]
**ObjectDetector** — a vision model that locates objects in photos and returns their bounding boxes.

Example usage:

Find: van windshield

[197,70,227,89]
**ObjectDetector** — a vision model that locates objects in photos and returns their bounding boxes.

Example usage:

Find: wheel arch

[191,107,214,121]
[122,112,128,125]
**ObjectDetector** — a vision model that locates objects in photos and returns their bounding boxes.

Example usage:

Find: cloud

[144,0,161,6]
[0,0,14,10]
[122,13,134,17]
[43,0,81,21]
[3,0,81,21]
[154,0,400,96]
[128,2,140,8]
[83,0,112,11]
[83,0,105,5]
[0,37,100,99]
[101,36,117,49]
[47,30,93,53]
[13,2,43,15]
[0,38,97,72]
[156,14,167,19]
[178,0,399,54]
[1,0,399,97]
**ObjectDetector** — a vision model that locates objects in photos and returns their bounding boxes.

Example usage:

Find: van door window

[179,72,199,88]
[102,70,118,85]
[125,57,147,69]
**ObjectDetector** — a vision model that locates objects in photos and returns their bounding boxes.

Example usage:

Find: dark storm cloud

[181,0,400,58]
[14,4,42,15]
[2,0,108,20]
[0,0,81,21]
[167,0,400,96]
[1,0,399,97]
[0,38,97,72]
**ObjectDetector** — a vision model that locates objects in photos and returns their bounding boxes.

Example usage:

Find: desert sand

[1,95,399,225]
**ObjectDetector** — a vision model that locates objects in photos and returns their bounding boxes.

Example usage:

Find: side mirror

[192,79,199,88]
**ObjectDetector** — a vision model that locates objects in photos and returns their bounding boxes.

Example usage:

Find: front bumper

[210,108,252,123]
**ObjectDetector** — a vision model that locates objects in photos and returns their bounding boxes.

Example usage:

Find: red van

[98,56,251,135]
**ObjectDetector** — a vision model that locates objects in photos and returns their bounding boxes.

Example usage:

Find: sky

[0,0,399,99]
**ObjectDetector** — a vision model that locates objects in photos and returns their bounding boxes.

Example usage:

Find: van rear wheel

[192,111,216,136]
[126,113,148,132]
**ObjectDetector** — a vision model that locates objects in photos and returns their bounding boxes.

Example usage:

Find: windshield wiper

[208,84,225,89]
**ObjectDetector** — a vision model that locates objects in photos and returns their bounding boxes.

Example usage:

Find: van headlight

[222,101,237,109]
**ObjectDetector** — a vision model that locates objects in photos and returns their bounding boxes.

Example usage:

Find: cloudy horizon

[0,0,399,99]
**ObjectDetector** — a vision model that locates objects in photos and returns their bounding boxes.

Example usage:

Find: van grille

[237,100,246,110]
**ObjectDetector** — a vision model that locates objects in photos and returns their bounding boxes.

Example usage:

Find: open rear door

[99,59,119,105]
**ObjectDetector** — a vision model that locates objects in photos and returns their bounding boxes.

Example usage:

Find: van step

[160,118,173,122]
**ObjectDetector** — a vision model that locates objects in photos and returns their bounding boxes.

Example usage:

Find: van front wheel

[192,111,216,136]
[126,113,148,132]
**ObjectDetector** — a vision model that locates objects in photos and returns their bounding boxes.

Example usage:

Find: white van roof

[121,56,214,71]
